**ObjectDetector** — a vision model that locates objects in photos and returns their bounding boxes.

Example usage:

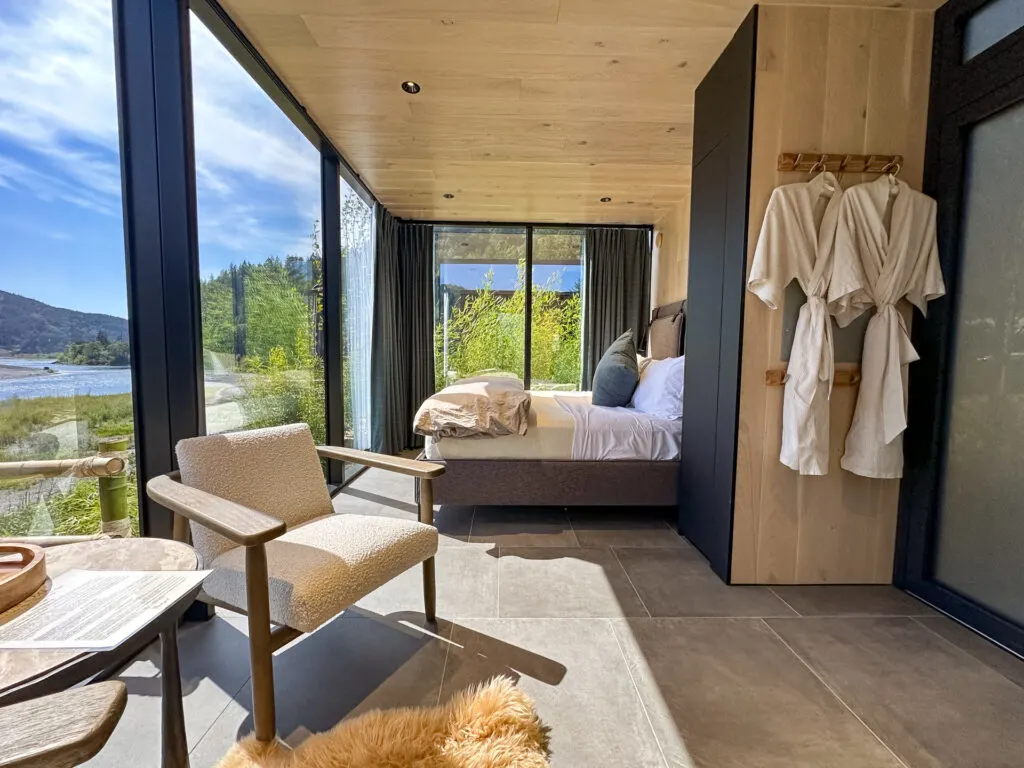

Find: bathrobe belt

[876,303,920,445]
[790,294,835,404]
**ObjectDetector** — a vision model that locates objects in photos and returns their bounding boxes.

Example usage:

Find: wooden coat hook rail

[765,368,861,387]
[777,153,903,174]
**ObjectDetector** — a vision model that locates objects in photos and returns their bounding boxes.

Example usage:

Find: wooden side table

[0,538,200,768]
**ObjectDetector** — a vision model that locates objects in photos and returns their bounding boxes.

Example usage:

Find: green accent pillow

[592,330,639,407]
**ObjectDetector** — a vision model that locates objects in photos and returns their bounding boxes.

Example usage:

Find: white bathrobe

[748,171,843,475]
[828,174,945,478]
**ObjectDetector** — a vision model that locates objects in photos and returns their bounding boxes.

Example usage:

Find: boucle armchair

[145,423,443,743]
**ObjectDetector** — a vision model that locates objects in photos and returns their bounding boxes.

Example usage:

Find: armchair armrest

[146,474,286,547]
[316,445,445,479]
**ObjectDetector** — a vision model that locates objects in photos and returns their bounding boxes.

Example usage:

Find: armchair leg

[419,478,437,624]
[245,545,277,743]
[423,558,436,623]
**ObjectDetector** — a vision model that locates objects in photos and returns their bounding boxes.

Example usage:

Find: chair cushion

[176,424,333,564]
[591,330,639,407]
[203,513,438,633]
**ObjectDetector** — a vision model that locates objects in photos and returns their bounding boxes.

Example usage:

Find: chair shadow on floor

[120,605,567,748]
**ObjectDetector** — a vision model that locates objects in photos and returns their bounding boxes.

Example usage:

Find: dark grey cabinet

[678,8,757,582]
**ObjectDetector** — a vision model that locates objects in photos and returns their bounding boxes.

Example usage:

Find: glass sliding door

[340,180,375,480]
[899,0,1024,656]
[0,0,139,537]
[530,229,585,390]
[434,226,528,387]
[932,100,1024,625]
[190,13,325,442]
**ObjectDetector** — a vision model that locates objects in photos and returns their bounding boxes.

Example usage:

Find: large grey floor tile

[498,547,648,618]
[357,542,499,619]
[915,616,1024,691]
[613,618,902,768]
[343,467,417,506]
[190,613,452,766]
[471,506,579,548]
[569,508,688,548]
[433,504,475,546]
[440,618,664,768]
[85,617,253,767]
[616,548,797,618]
[336,479,472,547]
[771,585,936,617]
[332,485,399,517]
[769,616,1024,768]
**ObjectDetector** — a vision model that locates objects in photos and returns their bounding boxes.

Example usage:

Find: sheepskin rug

[217,677,551,768]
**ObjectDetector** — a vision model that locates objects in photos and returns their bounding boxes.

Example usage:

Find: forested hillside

[0,290,129,355]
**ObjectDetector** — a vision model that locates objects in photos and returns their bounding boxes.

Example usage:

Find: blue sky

[0,0,321,319]
[441,264,581,292]
[0,0,571,321]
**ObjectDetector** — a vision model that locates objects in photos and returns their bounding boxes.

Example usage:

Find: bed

[419,301,686,507]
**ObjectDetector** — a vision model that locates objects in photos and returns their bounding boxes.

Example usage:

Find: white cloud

[0,153,118,215]
[0,0,321,258]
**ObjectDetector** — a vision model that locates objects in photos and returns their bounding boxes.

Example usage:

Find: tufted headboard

[646,300,686,359]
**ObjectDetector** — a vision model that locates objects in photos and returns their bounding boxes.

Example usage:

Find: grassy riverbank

[0,393,139,536]
[0,472,140,537]
[0,392,134,458]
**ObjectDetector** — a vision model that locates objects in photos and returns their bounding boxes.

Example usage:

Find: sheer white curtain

[341,182,375,460]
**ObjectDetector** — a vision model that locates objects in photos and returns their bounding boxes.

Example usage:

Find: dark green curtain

[371,211,435,454]
[398,223,435,450]
[582,228,653,387]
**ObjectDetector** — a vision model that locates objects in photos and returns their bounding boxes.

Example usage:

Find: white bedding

[555,395,682,461]
[423,390,681,461]
[423,391,577,460]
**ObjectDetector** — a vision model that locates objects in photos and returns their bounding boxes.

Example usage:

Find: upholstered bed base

[417,457,678,507]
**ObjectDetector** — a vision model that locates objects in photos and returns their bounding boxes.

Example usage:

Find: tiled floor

[87,468,1024,767]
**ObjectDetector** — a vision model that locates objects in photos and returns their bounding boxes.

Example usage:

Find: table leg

[161,623,190,768]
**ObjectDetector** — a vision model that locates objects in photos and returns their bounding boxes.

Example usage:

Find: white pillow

[631,355,685,419]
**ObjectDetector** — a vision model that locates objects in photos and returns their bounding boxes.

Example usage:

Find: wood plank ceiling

[219,0,941,225]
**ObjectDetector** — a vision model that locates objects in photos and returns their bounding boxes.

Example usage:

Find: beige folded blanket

[414,376,531,440]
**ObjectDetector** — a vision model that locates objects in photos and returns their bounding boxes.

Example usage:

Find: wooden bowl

[0,544,46,614]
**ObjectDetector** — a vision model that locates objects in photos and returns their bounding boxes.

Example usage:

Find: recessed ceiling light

[600,196,612,203]
[401,80,421,94]
[443,193,455,199]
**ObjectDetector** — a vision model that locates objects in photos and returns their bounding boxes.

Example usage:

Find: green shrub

[237,328,325,443]
[0,394,134,457]
[435,260,582,389]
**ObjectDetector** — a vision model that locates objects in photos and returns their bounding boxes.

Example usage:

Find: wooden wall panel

[731,5,933,584]
[653,196,691,305]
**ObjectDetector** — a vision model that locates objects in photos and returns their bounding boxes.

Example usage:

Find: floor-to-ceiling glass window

[434,227,528,388]
[0,0,139,537]
[341,180,374,478]
[190,13,325,442]
[530,229,585,390]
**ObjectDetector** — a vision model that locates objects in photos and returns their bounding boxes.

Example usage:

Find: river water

[0,357,133,400]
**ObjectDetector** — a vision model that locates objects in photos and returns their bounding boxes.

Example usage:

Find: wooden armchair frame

[146,445,444,743]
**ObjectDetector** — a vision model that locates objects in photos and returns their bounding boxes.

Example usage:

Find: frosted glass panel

[963,0,1024,61]
[933,100,1024,624]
